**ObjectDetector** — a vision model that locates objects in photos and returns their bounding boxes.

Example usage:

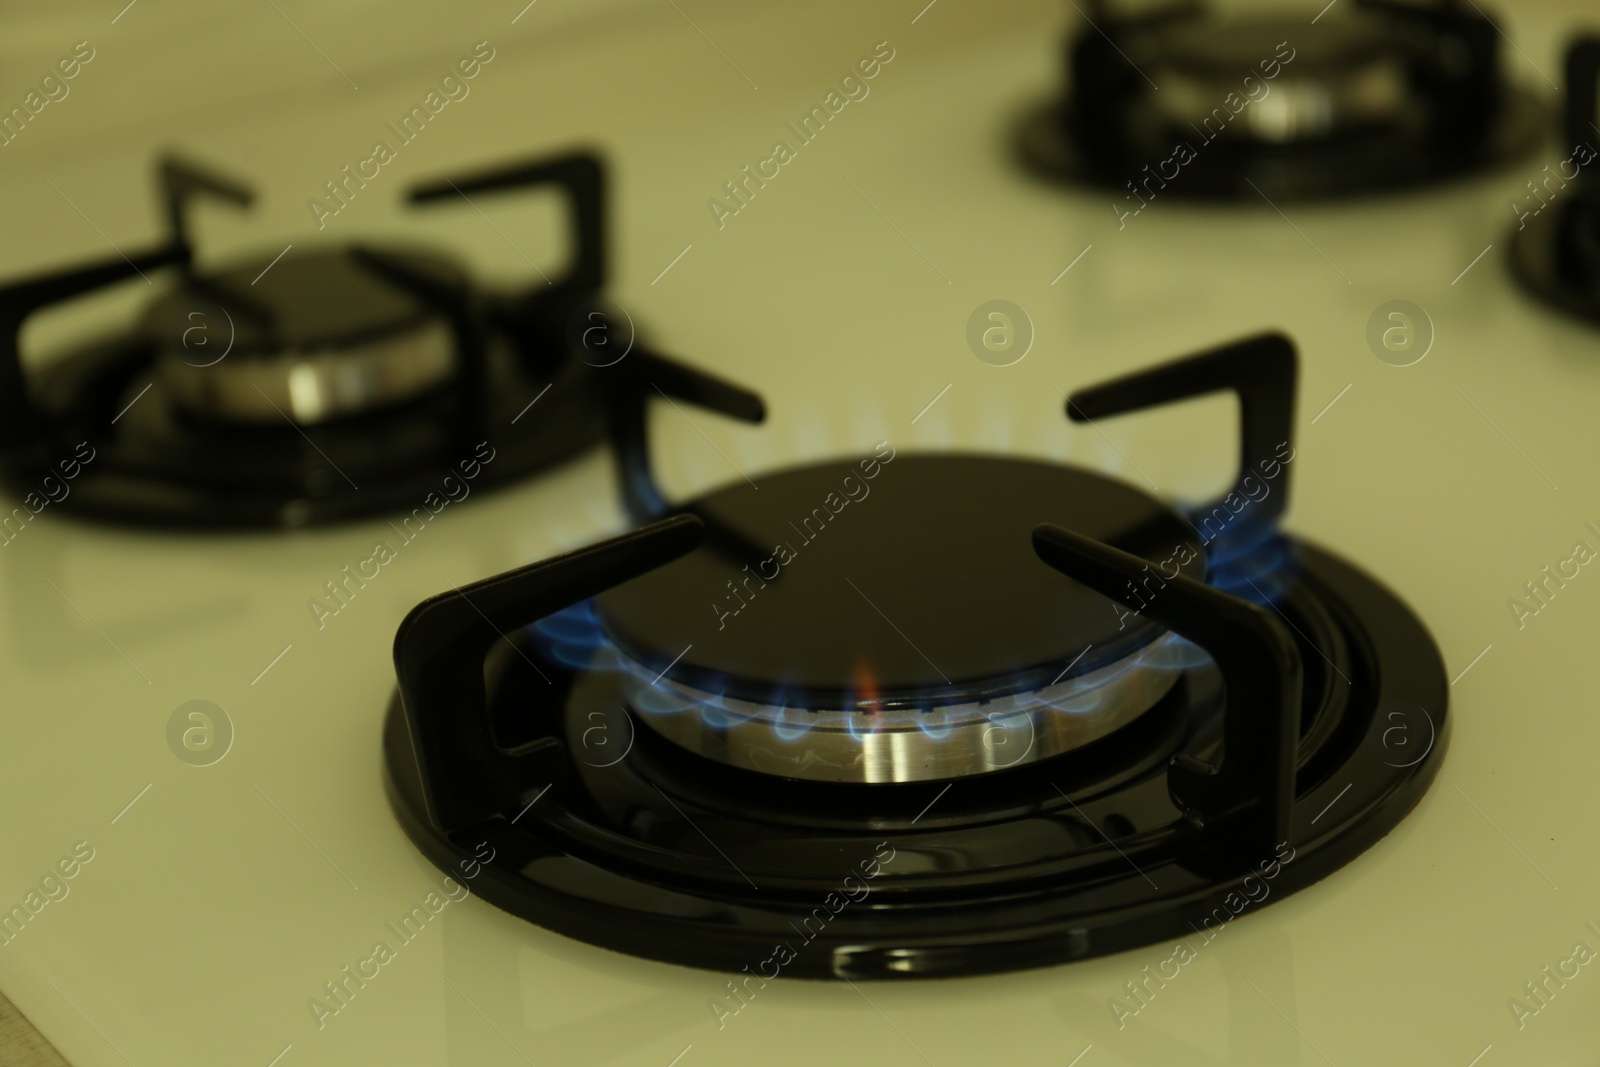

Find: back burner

[1017,0,1544,202]
[0,150,747,528]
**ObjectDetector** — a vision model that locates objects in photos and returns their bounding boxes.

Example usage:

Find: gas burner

[382,332,1448,978]
[0,150,738,527]
[1017,0,1544,202]
[1509,38,1600,325]
[147,245,463,428]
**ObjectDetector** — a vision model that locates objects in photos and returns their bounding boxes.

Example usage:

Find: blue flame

[844,710,876,743]
[917,705,956,740]
[1190,510,1296,607]
[524,504,1307,747]
[1142,635,1213,671]
[772,695,816,741]
[532,601,610,670]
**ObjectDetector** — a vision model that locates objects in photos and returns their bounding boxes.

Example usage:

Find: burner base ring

[621,632,1188,784]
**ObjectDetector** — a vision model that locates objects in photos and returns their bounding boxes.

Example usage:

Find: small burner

[147,246,461,426]
[1018,1,1544,201]
[0,151,739,527]
[1508,38,1600,325]
[382,332,1449,978]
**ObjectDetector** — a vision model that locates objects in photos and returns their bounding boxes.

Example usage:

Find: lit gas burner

[1017,0,1543,201]
[1508,38,1600,325]
[382,333,1448,978]
[557,455,1209,784]
[0,151,734,527]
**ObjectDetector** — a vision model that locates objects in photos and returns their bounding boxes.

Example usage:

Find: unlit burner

[147,247,460,427]
[1018,3,1544,201]
[0,149,698,527]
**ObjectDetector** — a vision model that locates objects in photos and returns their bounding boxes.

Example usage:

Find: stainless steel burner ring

[620,633,1190,784]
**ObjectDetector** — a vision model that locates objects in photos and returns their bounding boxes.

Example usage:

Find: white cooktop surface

[1,1,1598,1064]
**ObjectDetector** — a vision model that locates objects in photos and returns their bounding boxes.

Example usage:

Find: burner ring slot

[620,632,1190,784]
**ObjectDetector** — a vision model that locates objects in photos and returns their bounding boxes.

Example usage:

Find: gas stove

[1,1,1597,1066]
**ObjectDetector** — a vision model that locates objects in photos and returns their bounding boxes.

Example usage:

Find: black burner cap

[592,452,1206,705]
[140,245,459,355]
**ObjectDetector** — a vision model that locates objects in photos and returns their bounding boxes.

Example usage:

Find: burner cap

[593,452,1206,707]
[144,245,460,426]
